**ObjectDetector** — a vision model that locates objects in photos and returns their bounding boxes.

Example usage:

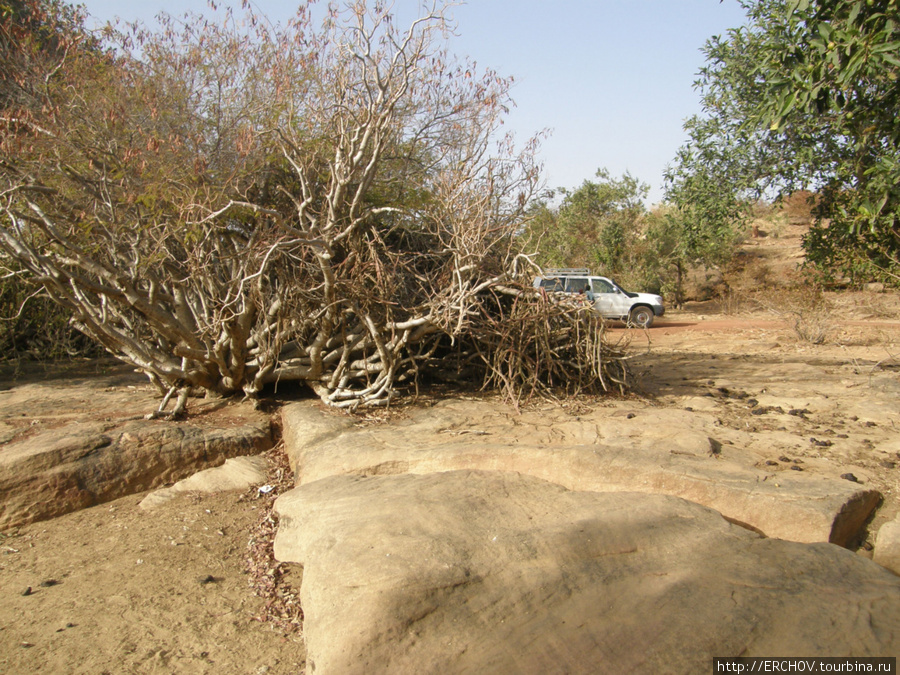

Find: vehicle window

[540,278,564,292]
[563,277,589,293]
[591,278,615,294]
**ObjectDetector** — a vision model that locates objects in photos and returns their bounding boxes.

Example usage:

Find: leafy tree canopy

[667,0,900,285]
[522,168,648,275]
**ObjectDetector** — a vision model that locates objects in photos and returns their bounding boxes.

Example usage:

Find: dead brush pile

[454,288,631,403]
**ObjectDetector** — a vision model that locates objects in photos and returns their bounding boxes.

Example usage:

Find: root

[145,385,189,420]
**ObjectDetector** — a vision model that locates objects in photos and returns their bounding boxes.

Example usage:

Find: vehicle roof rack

[542,267,591,276]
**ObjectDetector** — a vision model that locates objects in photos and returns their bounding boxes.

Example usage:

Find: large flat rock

[138,454,269,510]
[282,401,879,546]
[0,412,273,529]
[274,471,900,674]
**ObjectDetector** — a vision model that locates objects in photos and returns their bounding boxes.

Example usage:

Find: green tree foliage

[640,207,733,307]
[525,167,742,301]
[522,168,648,277]
[667,0,900,285]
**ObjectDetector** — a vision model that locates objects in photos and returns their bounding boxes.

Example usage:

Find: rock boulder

[274,470,900,674]
[875,517,900,575]
[1,414,272,529]
[281,402,879,546]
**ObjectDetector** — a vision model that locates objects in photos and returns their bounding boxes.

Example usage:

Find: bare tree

[1,0,627,414]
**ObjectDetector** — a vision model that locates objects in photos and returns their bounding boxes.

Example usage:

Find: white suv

[533,269,665,328]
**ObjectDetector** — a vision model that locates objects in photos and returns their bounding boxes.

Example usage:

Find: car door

[591,277,628,318]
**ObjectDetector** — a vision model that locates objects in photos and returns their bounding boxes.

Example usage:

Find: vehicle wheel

[628,306,654,328]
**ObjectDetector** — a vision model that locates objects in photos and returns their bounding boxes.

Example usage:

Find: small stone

[626,413,636,420]
[22,586,32,596]
[765,460,779,466]
[199,574,217,585]
[791,465,803,472]
[841,473,860,483]
[39,579,59,588]
[779,456,791,463]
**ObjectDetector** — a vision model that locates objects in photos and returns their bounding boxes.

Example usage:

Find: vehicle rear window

[563,278,589,293]
[539,278,564,292]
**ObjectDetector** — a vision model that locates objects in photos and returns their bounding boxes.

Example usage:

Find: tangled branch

[0,1,629,412]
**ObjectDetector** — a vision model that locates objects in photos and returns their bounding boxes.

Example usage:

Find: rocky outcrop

[0,415,272,529]
[281,401,880,546]
[274,471,900,674]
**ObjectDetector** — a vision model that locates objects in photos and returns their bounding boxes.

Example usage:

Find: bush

[769,285,836,345]
[0,263,100,360]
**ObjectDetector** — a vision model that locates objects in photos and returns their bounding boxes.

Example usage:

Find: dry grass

[790,306,835,345]
[718,289,749,316]
[765,286,837,345]
[854,292,900,321]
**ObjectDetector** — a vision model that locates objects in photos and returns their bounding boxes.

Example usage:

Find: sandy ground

[0,489,306,675]
[1,296,899,674]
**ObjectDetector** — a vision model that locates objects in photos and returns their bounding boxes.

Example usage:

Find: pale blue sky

[79,0,749,204]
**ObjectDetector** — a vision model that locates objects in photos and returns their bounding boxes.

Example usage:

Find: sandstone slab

[274,471,900,674]
[1,414,273,529]
[138,454,269,510]
[281,401,879,546]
